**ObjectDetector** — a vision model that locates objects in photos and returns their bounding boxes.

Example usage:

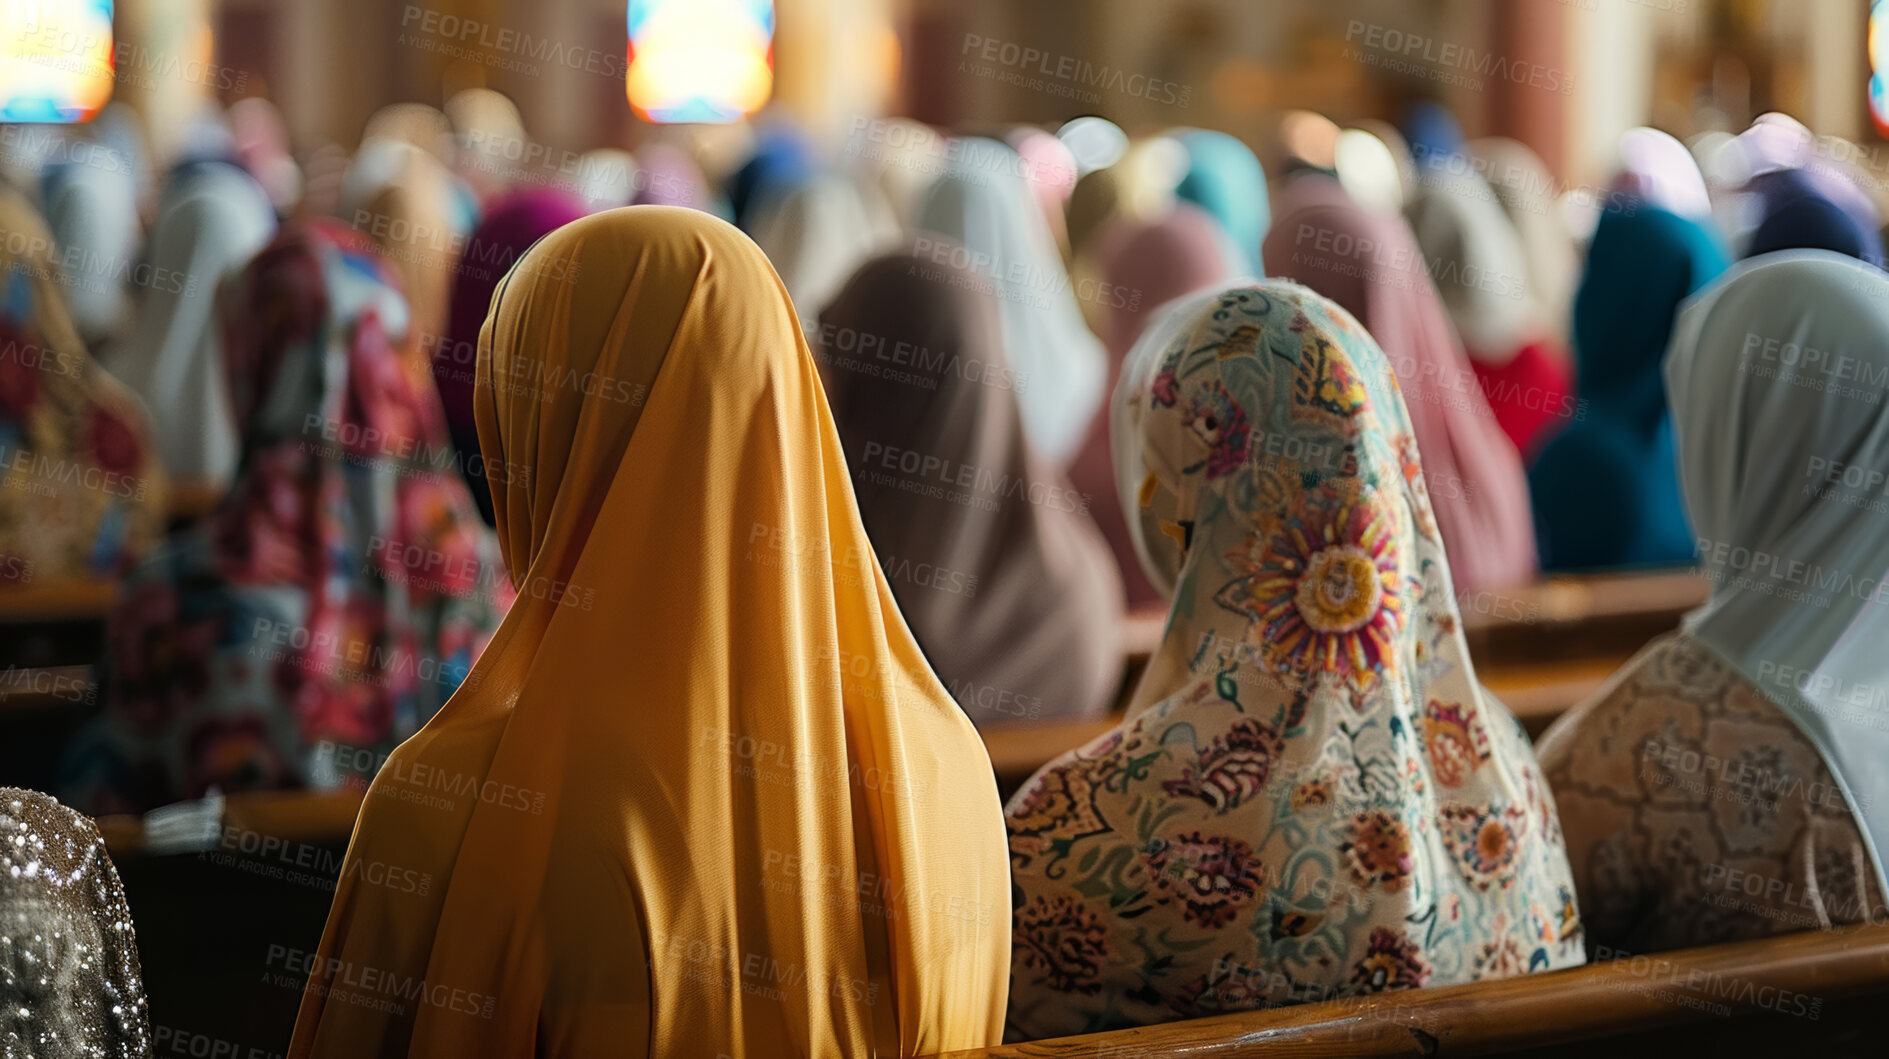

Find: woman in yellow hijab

[289,207,1010,1057]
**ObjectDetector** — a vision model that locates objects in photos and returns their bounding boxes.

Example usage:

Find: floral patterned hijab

[0,184,164,585]
[64,220,508,813]
[1004,280,1583,1040]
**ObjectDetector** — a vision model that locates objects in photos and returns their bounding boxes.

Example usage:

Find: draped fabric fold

[819,248,1123,729]
[291,207,1009,1058]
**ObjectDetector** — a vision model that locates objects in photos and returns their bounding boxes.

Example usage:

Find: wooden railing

[925,923,1889,1057]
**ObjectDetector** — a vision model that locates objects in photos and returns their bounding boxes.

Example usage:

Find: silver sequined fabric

[0,789,150,1058]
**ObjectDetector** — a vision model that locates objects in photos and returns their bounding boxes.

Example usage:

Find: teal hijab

[1173,129,1269,275]
[1528,204,1730,570]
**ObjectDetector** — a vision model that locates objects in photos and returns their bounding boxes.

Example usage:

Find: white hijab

[41,153,142,346]
[98,163,276,486]
[917,137,1107,465]
[1405,161,1537,364]
[751,172,900,322]
[1615,127,1715,223]
[1668,250,1889,891]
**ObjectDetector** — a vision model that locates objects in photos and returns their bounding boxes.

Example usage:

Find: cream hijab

[98,162,277,486]
[917,137,1108,466]
[1668,251,1889,891]
[750,172,901,322]
[290,207,1009,1057]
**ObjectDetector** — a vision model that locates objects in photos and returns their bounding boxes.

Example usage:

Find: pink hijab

[1262,176,1537,591]
[1072,203,1245,605]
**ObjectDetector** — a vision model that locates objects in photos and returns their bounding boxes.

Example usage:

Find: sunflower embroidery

[1215,484,1406,697]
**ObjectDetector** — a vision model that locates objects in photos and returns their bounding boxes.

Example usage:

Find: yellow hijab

[289,207,1009,1057]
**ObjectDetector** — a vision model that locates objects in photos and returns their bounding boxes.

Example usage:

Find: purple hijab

[437,188,587,522]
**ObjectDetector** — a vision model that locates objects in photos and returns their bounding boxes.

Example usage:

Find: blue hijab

[727,125,816,232]
[1401,101,1467,170]
[1528,204,1730,570]
[1744,168,1885,267]
[1172,129,1269,274]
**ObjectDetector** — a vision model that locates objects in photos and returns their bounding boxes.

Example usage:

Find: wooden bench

[103,788,369,1058]
[164,478,225,529]
[926,923,1889,1057]
[0,579,119,669]
[0,664,97,792]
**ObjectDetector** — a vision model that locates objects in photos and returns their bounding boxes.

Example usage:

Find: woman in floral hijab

[0,184,163,585]
[64,220,509,813]
[1004,281,1584,1040]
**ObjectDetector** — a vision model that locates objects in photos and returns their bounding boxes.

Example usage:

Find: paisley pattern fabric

[1004,282,1584,1040]
[63,221,509,813]
[0,184,164,586]
[1538,634,1885,954]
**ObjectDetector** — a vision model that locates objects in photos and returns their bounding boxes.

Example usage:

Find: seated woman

[1538,251,1889,954]
[98,160,278,491]
[289,208,1009,1057]
[1004,281,1584,1041]
[438,188,588,523]
[0,184,164,585]
[0,789,152,1053]
[1527,204,1729,571]
[819,249,1123,729]
[63,221,507,813]
[1077,204,1247,606]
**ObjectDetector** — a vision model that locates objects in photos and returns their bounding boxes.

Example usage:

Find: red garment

[1472,340,1576,461]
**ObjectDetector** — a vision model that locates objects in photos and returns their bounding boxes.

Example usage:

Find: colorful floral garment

[63,221,509,814]
[1538,634,1884,954]
[0,184,164,585]
[1003,282,1584,1040]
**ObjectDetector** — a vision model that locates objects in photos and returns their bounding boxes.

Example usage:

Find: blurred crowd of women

[5,85,1889,1053]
